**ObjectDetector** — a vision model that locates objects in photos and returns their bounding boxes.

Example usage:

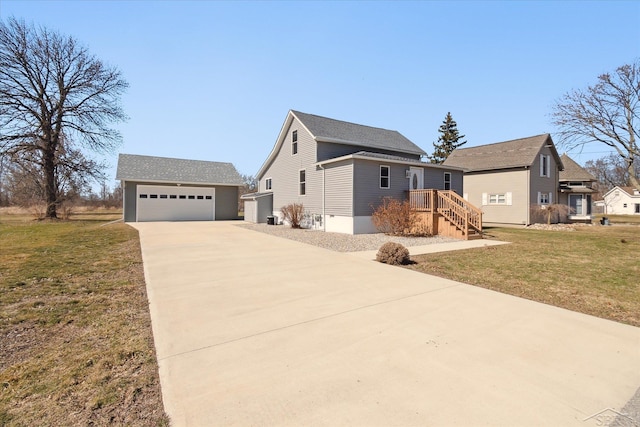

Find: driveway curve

[132,221,640,426]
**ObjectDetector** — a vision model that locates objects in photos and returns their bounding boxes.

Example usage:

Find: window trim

[299,169,306,196]
[265,178,272,191]
[292,130,298,155]
[380,165,390,189]
[540,154,551,178]
[444,172,452,191]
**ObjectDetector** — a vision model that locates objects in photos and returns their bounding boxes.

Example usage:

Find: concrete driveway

[132,221,640,426]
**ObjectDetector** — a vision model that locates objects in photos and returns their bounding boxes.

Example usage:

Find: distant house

[558,153,597,222]
[244,110,478,236]
[116,154,244,222]
[602,186,640,215]
[443,134,563,225]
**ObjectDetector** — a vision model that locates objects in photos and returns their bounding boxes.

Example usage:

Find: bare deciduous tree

[0,18,127,218]
[552,60,640,189]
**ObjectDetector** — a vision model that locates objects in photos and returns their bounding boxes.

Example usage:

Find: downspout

[526,166,530,225]
[319,164,326,231]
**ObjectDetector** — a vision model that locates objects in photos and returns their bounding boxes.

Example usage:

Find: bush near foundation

[280,203,305,228]
[376,242,410,265]
[372,198,421,236]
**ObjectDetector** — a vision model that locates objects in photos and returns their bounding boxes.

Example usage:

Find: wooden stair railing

[436,190,482,237]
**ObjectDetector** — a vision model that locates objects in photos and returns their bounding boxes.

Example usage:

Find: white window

[482,192,512,206]
[538,191,553,205]
[292,130,298,155]
[265,178,272,190]
[489,194,507,204]
[540,154,551,178]
[444,172,451,190]
[299,169,306,195]
[380,165,390,189]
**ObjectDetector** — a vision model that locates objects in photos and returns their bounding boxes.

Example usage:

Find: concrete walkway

[132,221,640,426]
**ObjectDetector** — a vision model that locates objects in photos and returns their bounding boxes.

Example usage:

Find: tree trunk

[43,144,58,219]
[626,157,640,189]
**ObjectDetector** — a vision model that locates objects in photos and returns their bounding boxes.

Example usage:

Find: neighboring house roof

[116,154,244,186]
[443,134,564,172]
[604,186,640,198]
[317,151,464,170]
[559,154,595,182]
[257,110,425,178]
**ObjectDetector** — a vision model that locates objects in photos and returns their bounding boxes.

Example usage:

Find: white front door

[409,167,424,190]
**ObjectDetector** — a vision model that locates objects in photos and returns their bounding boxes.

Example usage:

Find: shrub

[280,203,305,228]
[376,242,410,265]
[371,197,419,236]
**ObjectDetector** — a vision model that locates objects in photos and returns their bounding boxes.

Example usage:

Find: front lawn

[406,225,640,327]
[0,212,168,426]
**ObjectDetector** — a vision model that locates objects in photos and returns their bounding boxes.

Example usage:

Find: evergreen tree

[429,112,467,164]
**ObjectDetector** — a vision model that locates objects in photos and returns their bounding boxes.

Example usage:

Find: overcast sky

[1,1,639,187]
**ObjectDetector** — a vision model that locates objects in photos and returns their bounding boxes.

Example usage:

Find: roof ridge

[291,110,402,134]
[452,133,550,152]
[120,153,234,165]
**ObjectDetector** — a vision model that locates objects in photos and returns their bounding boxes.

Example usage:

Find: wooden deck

[408,189,483,240]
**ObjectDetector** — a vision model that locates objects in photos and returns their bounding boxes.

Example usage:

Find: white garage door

[136,185,215,222]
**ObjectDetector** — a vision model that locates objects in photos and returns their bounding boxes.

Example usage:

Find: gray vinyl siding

[424,168,463,193]
[529,146,560,206]
[324,160,354,216]
[123,181,137,222]
[214,186,240,220]
[317,141,421,162]
[353,160,409,216]
[121,180,239,221]
[259,116,322,214]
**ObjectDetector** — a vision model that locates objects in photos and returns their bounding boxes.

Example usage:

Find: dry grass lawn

[406,225,640,327]
[0,209,168,426]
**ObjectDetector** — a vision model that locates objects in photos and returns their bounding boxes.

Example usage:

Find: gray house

[558,153,596,223]
[444,134,564,225]
[245,110,465,234]
[116,154,244,222]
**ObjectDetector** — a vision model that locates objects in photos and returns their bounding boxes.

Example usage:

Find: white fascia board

[316,154,465,171]
[125,178,243,187]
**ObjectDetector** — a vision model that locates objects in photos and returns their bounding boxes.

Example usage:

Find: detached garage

[116,154,244,222]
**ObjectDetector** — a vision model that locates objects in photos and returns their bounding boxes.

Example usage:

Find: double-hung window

[444,172,451,190]
[540,154,551,178]
[299,169,306,195]
[265,178,272,190]
[292,130,298,155]
[489,194,506,204]
[380,166,390,189]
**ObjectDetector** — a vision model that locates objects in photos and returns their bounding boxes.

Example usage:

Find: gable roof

[604,186,640,198]
[443,134,563,172]
[116,154,244,186]
[291,110,425,156]
[256,110,425,178]
[559,154,596,182]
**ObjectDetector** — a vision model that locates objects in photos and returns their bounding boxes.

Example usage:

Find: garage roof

[116,154,244,186]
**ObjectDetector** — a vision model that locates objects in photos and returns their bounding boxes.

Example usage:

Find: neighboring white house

[602,186,640,215]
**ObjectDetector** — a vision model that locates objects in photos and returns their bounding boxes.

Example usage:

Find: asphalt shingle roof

[291,110,426,156]
[116,154,244,186]
[559,154,596,182]
[443,134,553,172]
